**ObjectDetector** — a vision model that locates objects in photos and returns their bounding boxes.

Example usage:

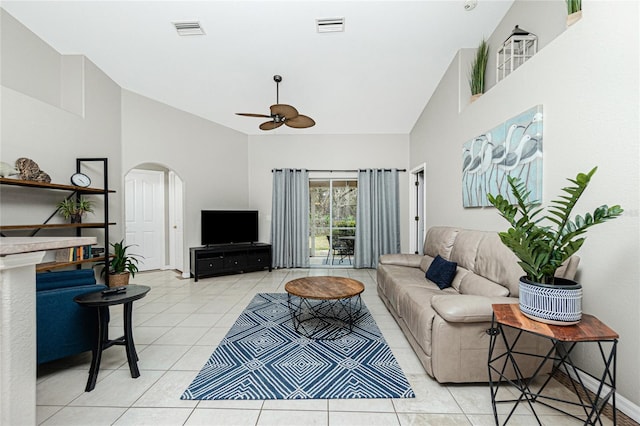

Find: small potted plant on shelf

[57,197,94,223]
[469,38,489,102]
[100,240,142,287]
[487,167,623,325]
[566,0,582,26]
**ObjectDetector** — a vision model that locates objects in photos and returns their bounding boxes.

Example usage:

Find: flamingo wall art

[462,105,543,207]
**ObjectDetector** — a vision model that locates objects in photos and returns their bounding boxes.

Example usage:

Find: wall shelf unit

[36,257,106,273]
[0,158,114,276]
[0,222,115,232]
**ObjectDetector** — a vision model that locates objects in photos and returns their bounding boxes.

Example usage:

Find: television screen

[201,210,259,245]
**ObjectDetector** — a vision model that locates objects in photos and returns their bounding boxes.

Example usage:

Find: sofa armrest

[378,253,424,268]
[430,294,518,323]
[37,283,107,364]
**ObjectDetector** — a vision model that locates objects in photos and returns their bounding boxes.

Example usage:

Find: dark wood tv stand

[190,243,272,281]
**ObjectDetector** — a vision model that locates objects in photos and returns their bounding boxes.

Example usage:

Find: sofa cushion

[473,233,522,296]
[449,230,485,271]
[377,264,431,315]
[423,227,459,259]
[458,273,509,297]
[425,255,458,290]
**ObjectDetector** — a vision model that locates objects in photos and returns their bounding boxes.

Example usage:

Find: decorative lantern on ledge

[496,25,538,83]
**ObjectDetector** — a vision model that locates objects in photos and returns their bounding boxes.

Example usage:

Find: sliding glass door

[309,179,357,266]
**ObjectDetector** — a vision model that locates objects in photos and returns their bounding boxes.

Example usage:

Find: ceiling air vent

[316,17,345,33]
[173,21,205,36]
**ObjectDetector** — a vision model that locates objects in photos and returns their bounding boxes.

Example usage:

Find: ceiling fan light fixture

[236,75,315,131]
[173,21,205,36]
[316,17,345,33]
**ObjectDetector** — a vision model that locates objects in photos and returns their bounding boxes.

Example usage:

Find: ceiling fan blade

[259,120,284,131]
[285,115,316,129]
[236,112,271,118]
[271,104,299,119]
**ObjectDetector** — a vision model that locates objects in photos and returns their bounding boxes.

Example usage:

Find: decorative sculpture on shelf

[15,157,51,183]
[0,161,19,177]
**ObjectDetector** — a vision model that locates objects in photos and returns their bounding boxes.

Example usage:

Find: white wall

[1,9,123,246]
[410,0,640,409]
[121,90,249,272]
[248,134,410,251]
[483,0,567,91]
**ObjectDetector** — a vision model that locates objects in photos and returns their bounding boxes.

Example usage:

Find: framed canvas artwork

[462,105,543,207]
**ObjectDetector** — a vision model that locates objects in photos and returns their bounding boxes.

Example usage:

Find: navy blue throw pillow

[425,255,458,290]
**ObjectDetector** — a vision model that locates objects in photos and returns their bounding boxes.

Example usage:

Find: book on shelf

[55,244,94,262]
[91,246,105,258]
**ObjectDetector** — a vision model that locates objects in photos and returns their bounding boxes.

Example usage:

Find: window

[309,179,357,266]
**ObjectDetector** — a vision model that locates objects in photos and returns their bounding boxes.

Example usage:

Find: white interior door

[168,171,184,273]
[125,169,165,271]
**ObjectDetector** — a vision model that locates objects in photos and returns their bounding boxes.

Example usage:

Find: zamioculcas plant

[487,167,623,284]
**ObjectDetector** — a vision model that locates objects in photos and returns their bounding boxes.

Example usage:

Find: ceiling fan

[236,75,316,131]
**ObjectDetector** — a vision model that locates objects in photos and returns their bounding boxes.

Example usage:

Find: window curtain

[271,169,310,268]
[354,169,401,268]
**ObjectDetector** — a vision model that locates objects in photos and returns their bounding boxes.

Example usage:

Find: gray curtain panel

[271,169,310,268]
[354,169,401,268]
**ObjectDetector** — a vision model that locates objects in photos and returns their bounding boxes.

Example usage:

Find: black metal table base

[75,285,150,392]
[287,294,362,340]
[86,302,140,392]
[487,316,617,425]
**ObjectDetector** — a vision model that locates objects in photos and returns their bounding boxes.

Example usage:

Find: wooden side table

[488,304,618,425]
[74,284,151,391]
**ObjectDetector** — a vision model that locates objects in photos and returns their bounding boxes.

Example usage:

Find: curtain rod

[271,168,407,173]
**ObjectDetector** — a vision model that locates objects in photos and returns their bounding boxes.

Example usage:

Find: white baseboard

[161,265,190,279]
[566,367,640,422]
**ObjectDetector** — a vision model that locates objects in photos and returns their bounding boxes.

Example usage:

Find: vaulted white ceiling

[2,1,513,135]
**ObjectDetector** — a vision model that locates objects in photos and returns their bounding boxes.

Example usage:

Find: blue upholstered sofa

[36,269,107,365]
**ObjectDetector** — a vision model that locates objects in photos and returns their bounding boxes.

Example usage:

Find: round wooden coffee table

[285,276,365,340]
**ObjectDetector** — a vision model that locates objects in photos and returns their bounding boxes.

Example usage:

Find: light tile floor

[36,269,609,426]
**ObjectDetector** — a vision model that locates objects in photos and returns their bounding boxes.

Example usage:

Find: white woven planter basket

[519,277,582,325]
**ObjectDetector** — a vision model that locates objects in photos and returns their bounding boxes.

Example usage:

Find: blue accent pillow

[426,255,458,290]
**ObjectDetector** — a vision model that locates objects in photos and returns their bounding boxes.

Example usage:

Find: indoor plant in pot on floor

[101,240,142,287]
[487,167,623,325]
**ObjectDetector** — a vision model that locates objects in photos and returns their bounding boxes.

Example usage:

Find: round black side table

[74,284,150,392]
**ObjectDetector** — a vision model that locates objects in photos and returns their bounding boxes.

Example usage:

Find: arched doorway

[124,164,186,275]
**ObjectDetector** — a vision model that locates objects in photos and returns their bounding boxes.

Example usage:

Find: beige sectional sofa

[377,226,580,383]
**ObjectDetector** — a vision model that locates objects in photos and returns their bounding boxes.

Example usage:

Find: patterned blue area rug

[181,293,415,400]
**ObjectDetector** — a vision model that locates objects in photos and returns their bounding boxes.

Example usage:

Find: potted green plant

[487,167,623,325]
[566,0,582,26]
[57,197,94,223]
[469,38,489,102]
[100,240,142,287]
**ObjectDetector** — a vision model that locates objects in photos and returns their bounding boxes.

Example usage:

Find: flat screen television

[201,210,259,245]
